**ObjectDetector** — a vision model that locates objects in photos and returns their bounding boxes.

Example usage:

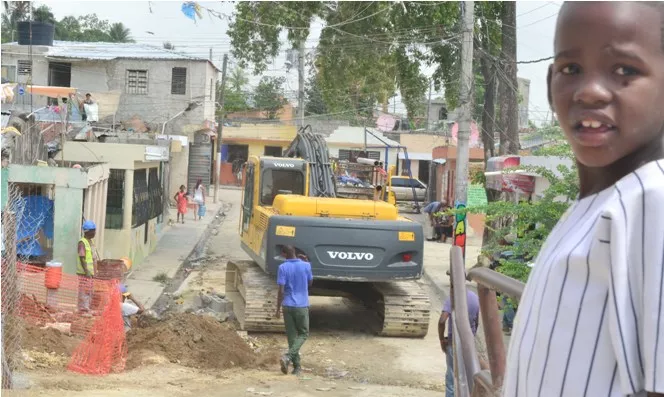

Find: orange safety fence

[12,262,126,375]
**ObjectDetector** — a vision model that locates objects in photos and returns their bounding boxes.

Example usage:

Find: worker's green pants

[283,306,309,368]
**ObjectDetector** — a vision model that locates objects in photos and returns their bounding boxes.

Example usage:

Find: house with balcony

[2,39,221,208]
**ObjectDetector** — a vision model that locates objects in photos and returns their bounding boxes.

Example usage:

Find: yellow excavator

[225,126,430,337]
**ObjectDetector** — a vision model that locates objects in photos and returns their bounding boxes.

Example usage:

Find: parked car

[389,176,427,202]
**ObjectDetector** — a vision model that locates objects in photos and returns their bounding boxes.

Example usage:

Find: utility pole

[213,54,228,204]
[298,41,305,127]
[426,79,432,132]
[453,1,474,258]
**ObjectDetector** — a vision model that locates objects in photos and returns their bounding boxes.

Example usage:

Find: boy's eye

[560,64,580,75]
[615,66,639,76]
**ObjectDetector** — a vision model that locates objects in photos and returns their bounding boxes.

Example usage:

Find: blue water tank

[17,22,55,46]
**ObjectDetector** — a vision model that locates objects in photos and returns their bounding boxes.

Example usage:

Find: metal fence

[449,246,525,397]
[1,182,57,388]
[2,184,24,389]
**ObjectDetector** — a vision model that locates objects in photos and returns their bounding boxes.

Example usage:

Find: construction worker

[275,246,313,376]
[119,284,144,332]
[77,220,98,314]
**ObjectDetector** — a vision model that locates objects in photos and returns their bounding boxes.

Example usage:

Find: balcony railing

[449,245,525,396]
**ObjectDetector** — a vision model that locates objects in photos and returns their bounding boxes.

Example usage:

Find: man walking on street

[77,220,99,314]
[275,246,312,376]
[439,280,480,397]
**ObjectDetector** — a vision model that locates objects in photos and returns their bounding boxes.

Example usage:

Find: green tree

[473,125,577,282]
[32,4,55,24]
[227,2,428,121]
[1,1,30,43]
[304,71,327,116]
[216,67,250,118]
[228,67,249,93]
[108,22,133,43]
[253,76,288,119]
[228,1,322,74]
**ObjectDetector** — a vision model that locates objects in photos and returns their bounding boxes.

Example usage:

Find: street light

[160,101,199,135]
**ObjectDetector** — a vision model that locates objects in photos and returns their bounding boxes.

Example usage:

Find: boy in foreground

[503,2,664,396]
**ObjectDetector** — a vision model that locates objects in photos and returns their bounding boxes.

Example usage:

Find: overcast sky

[39,0,560,124]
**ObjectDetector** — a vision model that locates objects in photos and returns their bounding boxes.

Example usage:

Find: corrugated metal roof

[4,41,216,67]
[45,41,206,61]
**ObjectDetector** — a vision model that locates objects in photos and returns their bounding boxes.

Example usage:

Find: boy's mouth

[573,119,617,147]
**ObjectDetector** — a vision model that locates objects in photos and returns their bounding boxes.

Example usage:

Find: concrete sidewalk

[125,200,224,308]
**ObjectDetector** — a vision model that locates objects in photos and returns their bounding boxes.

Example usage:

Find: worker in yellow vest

[77,220,99,314]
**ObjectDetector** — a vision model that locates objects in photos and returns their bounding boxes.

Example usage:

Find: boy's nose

[573,77,612,106]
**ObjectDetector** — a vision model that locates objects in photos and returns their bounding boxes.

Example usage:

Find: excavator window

[260,169,305,206]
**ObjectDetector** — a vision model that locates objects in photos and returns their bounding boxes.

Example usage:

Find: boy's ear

[546,64,554,112]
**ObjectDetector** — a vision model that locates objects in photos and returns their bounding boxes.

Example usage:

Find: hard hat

[118,283,131,297]
[82,220,96,231]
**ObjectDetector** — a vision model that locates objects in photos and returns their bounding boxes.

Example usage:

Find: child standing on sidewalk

[174,185,188,224]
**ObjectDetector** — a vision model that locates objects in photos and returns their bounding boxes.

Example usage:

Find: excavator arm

[282,125,337,198]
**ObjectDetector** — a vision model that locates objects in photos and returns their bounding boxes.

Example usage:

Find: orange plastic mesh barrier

[14,263,126,375]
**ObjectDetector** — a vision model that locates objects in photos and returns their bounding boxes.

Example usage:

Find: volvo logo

[327,251,374,261]
[274,163,295,168]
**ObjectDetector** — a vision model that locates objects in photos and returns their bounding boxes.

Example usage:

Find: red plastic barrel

[45,261,63,289]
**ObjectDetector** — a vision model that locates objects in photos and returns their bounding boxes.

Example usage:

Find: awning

[397,152,432,161]
[194,128,217,137]
[433,158,447,165]
[26,85,77,97]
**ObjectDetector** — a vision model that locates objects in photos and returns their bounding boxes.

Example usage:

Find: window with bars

[171,67,187,95]
[17,60,32,75]
[147,167,163,220]
[132,169,149,227]
[126,70,148,95]
[105,170,125,229]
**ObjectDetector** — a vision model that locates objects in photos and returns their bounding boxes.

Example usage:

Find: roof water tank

[17,21,55,46]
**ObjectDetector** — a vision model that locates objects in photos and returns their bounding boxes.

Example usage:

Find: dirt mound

[126,313,265,370]
[22,323,81,356]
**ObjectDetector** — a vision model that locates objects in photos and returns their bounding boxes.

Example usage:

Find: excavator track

[373,280,431,338]
[225,260,284,332]
[226,261,431,337]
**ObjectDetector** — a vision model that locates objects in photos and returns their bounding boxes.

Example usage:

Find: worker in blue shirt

[275,246,313,376]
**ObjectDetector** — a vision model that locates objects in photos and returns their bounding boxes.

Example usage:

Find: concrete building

[423,99,448,131]
[325,127,400,170]
[218,123,297,185]
[1,41,219,133]
[396,133,450,183]
[431,145,485,205]
[5,163,108,274]
[60,141,169,268]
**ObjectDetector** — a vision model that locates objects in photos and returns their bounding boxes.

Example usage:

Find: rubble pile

[125,313,266,370]
[189,290,234,322]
